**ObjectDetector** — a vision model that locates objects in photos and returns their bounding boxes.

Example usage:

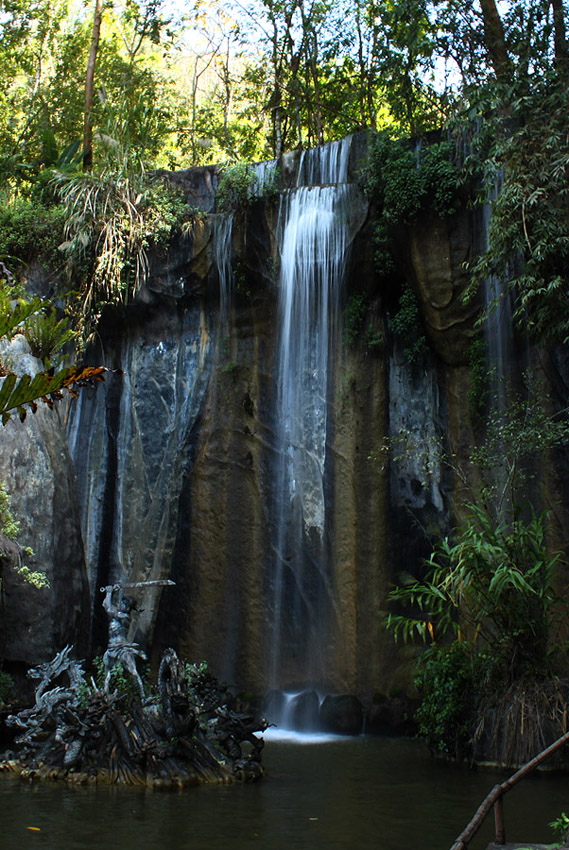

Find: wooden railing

[450,728,569,850]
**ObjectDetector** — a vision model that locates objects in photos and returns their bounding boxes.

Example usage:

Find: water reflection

[1,737,567,850]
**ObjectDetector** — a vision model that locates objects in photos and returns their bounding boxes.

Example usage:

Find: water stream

[1,737,565,850]
[269,138,356,690]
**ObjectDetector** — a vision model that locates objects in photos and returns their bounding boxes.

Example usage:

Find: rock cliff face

[0,337,90,673]
[4,133,546,701]
[62,133,492,699]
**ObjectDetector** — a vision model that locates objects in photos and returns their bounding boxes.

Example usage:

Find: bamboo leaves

[387,503,566,684]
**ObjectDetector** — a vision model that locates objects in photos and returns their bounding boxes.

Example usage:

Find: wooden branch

[449,728,569,850]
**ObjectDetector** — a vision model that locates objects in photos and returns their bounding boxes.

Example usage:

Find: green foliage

[343,293,368,347]
[0,199,66,271]
[0,289,44,346]
[216,163,256,213]
[221,361,238,380]
[364,134,461,222]
[467,337,489,424]
[92,655,148,704]
[465,78,569,346]
[0,482,48,588]
[0,483,20,540]
[185,660,216,708]
[53,168,191,337]
[364,324,384,353]
[23,308,76,368]
[388,504,567,684]
[364,133,462,283]
[471,393,569,514]
[14,564,50,589]
[549,813,569,848]
[390,285,427,362]
[233,260,253,301]
[342,293,383,352]
[414,644,483,756]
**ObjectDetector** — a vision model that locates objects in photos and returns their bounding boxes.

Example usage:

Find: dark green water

[1,735,567,850]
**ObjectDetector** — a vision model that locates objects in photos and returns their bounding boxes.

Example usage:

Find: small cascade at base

[264,690,340,743]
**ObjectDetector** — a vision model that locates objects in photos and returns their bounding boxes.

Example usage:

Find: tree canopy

[0,0,568,343]
[0,0,565,174]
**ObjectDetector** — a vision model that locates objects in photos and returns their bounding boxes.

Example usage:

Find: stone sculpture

[0,585,267,786]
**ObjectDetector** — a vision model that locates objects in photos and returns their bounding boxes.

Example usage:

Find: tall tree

[83,0,104,171]
[479,0,511,79]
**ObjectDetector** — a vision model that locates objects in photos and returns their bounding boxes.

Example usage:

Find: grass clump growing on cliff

[0,483,20,540]
[343,293,368,347]
[53,169,191,344]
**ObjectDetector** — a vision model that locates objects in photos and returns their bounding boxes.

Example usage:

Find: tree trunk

[83,0,104,172]
[551,0,568,71]
[479,0,511,80]
[309,32,324,144]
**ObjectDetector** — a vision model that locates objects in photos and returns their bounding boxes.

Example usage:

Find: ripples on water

[2,736,567,850]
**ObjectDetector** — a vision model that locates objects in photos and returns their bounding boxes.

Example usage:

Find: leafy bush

[364,134,457,214]
[216,163,256,212]
[0,198,66,270]
[363,133,462,281]
[414,644,484,757]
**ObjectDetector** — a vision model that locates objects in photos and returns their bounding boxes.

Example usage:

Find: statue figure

[101,584,147,702]
[101,579,174,703]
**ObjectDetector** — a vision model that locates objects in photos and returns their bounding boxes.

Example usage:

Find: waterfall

[269,137,356,691]
[212,213,234,331]
[477,173,520,515]
[296,137,352,186]
[481,173,514,415]
[251,158,279,197]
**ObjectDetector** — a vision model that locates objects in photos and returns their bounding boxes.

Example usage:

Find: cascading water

[296,137,351,186]
[478,173,522,513]
[481,174,514,414]
[212,212,234,332]
[269,137,357,695]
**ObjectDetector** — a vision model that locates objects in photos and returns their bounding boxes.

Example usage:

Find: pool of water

[1,736,567,850]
